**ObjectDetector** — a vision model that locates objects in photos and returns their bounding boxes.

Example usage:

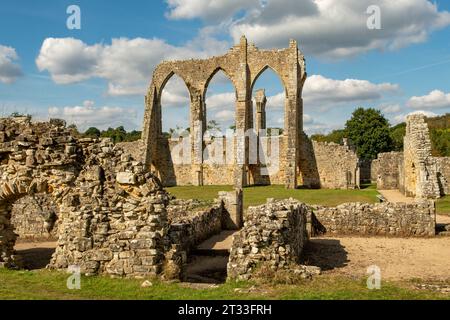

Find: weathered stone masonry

[374,114,447,198]
[143,36,307,189]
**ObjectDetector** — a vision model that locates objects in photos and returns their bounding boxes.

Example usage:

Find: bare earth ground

[303,237,450,281]
[14,241,57,270]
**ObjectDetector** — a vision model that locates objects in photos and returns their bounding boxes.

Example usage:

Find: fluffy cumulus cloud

[165,0,260,21]
[36,35,229,96]
[378,103,401,114]
[48,100,139,131]
[303,75,398,107]
[232,0,450,58]
[0,45,23,84]
[393,110,438,124]
[167,0,450,59]
[406,90,450,110]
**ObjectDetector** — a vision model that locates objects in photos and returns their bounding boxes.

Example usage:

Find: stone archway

[0,178,62,268]
[143,36,307,189]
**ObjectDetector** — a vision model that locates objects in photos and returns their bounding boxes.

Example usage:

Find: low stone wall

[311,201,436,237]
[168,201,222,254]
[227,199,311,280]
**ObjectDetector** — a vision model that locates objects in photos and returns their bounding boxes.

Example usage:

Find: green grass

[167,184,379,208]
[436,195,450,215]
[0,269,447,300]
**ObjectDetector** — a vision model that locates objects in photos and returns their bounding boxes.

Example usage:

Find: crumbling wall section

[402,114,440,199]
[311,201,436,237]
[435,157,450,195]
[227,199,310,280]
[372,152,403,190]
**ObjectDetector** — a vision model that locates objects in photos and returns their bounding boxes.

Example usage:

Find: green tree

[311,129,346,144]
[345,107,392,160]
[389,122,406,151]
[84,127,101,138]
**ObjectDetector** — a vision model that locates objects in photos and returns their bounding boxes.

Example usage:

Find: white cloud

[393,110,438,124]
[303,75,398,107]
[214,109,235,122]
[36,35,229,96]
[48,100,139,131]
[227,0,450,59]
[206,92,235,110]
[379,103,401,114]
[165,0,260,22]
[406,89,450,109]
[0,45,23,84]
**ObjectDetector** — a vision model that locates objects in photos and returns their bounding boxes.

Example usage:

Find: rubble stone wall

[311,201,436,237]
[435,157,450,195]
[11,194,58,240]
[402,114,440,199]
[0,117,172,278]
[298,134,360,189]
[372,152,403,190]
[227,199,309,280]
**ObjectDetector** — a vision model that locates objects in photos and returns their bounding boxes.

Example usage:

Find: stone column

[284,40,300,189]
[254,89,267,133]
[190,91,204,186]
[234,36,251,188]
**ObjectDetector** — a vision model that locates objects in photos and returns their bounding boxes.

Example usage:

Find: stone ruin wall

[310,201,436,237]
[0,117,176,278]
[373,115,449,198]
[11,194,58,241]
[435,157,450,195]
[143,37,307,189]
[402,114,441,198]
[298,134,360,189]
[371,152,403,190]
[227,199,318,281]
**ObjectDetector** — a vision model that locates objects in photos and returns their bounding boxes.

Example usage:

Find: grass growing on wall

[0,269,448,300]
[166,184,380,208]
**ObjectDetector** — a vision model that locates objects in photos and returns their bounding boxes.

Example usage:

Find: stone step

[437,231,450,237]
[192,230,236,256]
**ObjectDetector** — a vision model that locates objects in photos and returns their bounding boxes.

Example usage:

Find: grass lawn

[436,196,450,215]
[0,268,448,300]
[167,184,380,208]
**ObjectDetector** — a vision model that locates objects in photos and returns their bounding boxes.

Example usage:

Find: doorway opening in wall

[11,194,58,270]
[249,66,286,186]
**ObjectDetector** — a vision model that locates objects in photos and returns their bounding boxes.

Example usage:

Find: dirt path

[304,237,450,281]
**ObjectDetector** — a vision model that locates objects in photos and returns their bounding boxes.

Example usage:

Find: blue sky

[1,0,450,133]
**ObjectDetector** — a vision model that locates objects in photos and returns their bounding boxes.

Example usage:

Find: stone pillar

[284,39,300,189]
[218,189,243,230]
[190,91,204,186]
[234,36,251,188]
[254,89,267,133]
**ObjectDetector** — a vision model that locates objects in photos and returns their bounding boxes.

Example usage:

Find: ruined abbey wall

[374,115,448,198]
[143,37,307,189]
[298,135,360,189]
[372,152,403,190]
